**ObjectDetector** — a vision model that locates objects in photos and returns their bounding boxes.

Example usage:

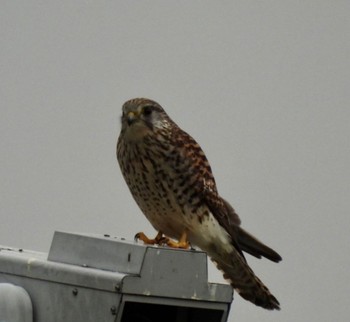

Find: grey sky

[1,1,349,321]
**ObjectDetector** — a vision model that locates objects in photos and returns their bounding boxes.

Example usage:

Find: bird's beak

[127,111,139,125]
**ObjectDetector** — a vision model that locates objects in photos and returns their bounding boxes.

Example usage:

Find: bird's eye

[143,105,153,116]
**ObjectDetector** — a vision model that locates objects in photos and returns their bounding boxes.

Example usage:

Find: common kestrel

[117,98,282,310]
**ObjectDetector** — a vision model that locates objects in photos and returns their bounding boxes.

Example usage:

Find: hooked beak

[126,111,139,125]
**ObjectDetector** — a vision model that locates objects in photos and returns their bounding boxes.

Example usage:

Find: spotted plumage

[117,98,282,310]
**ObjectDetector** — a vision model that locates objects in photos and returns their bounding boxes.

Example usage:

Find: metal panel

[0,247,125,292]
[46,231,233,303]
[48,231,147,274]
[122,246,233,303]
[0,275,120,322]
[0,231,233,322]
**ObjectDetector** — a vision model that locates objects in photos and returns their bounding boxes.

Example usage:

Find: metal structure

[0,231,233,322]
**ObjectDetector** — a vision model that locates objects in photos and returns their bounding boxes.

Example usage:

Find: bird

[116,98,282,310]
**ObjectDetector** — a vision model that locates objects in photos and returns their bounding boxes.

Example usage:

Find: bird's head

[120,98,171,141]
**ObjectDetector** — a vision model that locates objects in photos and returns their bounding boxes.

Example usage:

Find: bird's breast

[117,138,205,239]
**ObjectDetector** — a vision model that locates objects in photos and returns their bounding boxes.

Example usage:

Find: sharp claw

[134,231,190,249]
[134,231,164,245]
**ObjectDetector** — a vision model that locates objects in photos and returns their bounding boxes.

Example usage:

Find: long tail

[201,198,281,309]
[237,227,282,263]
[209,247,280,310]
[221,198,282,263]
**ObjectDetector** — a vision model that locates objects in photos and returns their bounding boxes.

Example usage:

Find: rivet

[110,305,117,315]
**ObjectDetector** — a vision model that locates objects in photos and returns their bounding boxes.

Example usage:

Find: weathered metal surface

[48,231,147,274]
[0,231,232,322]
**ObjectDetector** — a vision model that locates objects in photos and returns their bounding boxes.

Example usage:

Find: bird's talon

[134,231,165,245]
[157,236,169,245]
[166,239,190,249]
[134,232,155,245]
[134,231,190,249]
[164,231,191,249]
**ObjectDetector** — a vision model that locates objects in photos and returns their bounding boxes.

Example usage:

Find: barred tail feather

[211,250,280,310]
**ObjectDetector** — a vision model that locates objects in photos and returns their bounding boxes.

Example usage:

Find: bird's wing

[204,185,282,262]
[170,127,282,263]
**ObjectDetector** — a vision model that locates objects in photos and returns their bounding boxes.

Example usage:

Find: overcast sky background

[1,2,349,321]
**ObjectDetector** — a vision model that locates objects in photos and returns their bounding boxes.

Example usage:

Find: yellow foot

[165,238,190,249]
[134,230,191,249]
[134,231,164,245]
[163,231,190,249]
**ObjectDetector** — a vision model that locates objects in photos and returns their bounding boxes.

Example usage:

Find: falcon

[117,98,282,310]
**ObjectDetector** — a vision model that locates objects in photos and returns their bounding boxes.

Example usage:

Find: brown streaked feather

[204,187,282,262]
[213,253,280,310]
[168,127,282,308]
[117,98,282,311]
